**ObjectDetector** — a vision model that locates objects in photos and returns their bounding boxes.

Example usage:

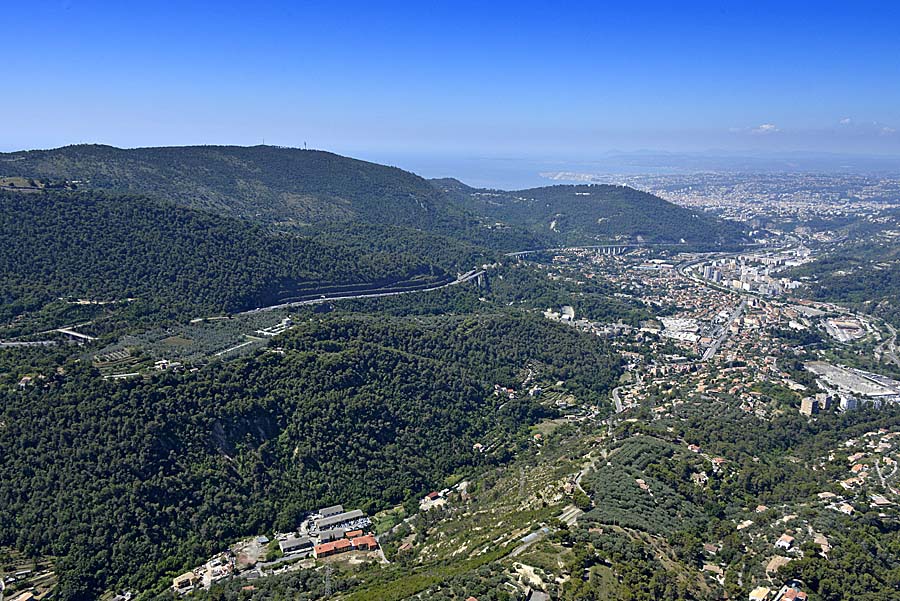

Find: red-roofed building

[345,529,364,538]
[782,588,807,601]
[314,538,352,558]
[351,535,378,551]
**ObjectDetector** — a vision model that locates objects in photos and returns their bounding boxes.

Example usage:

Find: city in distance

[2,2,900,601]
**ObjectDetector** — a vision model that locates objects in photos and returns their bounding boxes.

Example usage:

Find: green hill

[434,178,748,247]
[0,312,619,598]
[0,144,468,229]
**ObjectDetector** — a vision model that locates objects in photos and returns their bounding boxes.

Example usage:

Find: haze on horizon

[3,0,900,186]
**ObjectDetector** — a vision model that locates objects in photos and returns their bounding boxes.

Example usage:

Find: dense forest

[0,312,620,599]
[0,189,483,323]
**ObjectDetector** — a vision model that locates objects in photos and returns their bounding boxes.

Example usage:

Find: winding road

[611,386,625,413]
[876,322,900,367]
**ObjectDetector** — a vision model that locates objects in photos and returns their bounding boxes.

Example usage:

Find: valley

[3,147,900,601]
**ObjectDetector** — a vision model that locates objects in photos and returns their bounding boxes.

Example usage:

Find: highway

[239,270,485,315]
[503,241,762,259]
[56,327,97,341]
[1,321,96,346]
[505,245,636,258]
[702,299,746,362]
[876,322,900,368]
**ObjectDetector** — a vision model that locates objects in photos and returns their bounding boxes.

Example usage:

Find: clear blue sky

[3,1,900,165]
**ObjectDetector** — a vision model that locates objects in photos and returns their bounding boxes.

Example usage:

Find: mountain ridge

[0,144,462,229]
[2,144,746,247]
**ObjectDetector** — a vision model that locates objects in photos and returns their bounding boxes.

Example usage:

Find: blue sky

[3,1,900,174]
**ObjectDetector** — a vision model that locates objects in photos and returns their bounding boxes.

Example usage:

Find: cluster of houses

[741,428,900,600]
[277,505,378,560]
[270,505,379,562]
[748,581,808,601]
[543,304,634,340]
[301,504,377,559]
[312,531,378,558]
[173,504,378,595]
[172,553,233,595]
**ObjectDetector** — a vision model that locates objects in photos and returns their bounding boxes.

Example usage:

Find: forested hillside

[0,189,474,322]
[435,178,748,247]
[0,312,620,599]
[0,145,469,229]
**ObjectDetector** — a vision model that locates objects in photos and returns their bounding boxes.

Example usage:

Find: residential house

[173,571,199,594]
[775,534,794,550]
